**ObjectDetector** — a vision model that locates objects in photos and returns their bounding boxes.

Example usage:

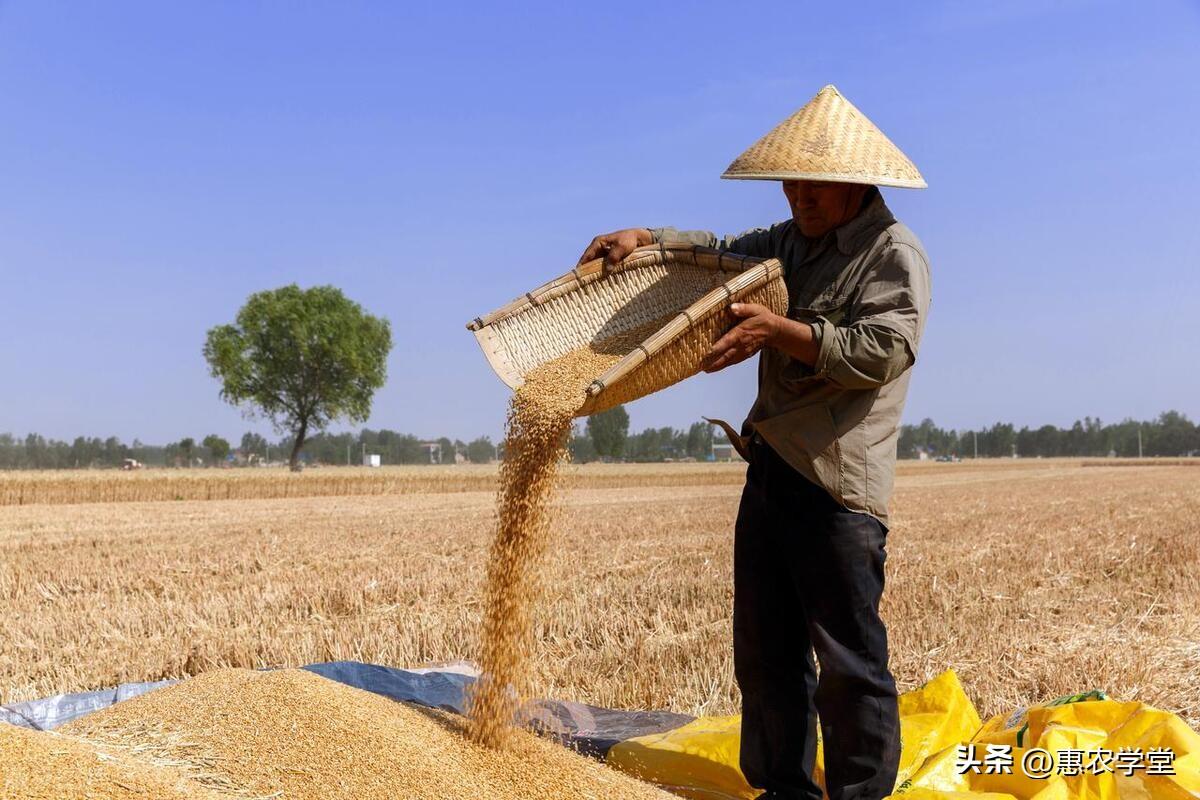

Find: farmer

[578,85,930,800]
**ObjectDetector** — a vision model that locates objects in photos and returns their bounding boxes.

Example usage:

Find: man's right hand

[578,228,654,269]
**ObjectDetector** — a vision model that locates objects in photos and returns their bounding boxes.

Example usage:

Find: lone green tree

[203,285,392,471]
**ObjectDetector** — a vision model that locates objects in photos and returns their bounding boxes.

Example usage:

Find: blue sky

[1,1,1198,444]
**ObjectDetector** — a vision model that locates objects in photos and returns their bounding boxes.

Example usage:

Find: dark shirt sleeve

[808,241,931,389]
[648,222,788,260]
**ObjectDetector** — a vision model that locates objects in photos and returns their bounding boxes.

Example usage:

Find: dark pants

[734,436,900,800]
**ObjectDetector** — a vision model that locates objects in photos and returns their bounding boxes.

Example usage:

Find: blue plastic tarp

[1,661,691,758]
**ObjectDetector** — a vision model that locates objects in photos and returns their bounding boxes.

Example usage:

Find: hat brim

[720,169,927,189]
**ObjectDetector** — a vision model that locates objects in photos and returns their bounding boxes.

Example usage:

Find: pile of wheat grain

[0,723,224,800]
[52,667,670,800]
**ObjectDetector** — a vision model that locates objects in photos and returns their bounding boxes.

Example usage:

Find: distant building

[711,442,743,462]
[362,453,381,468]
[420,441,442,464]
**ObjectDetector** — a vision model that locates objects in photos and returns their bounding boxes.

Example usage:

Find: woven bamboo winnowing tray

[466,243,788,417]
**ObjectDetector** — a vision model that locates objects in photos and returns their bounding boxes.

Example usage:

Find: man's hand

[578,228,654,269]
[701,303,781,373]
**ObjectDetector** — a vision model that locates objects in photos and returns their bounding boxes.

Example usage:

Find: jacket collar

[833,186,895,255]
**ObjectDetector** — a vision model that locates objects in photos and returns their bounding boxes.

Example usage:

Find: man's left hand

[701,303,780,373]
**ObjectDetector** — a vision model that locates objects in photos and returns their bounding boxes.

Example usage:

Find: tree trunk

[289,418,308,472]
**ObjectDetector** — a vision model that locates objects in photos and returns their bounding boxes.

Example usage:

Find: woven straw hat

[467,244,788,417]
[721,84,926,188]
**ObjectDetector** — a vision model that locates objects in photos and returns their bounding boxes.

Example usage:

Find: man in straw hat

[579,85,930,800]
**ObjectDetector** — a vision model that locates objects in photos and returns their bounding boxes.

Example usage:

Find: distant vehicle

[121,458,143,471]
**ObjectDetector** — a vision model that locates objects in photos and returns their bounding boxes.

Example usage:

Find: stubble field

[1,459,1197,727]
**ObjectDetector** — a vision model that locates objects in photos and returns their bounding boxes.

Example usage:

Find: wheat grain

[0,723,225,799]
[63,667,671,799]
[466,328,642,748]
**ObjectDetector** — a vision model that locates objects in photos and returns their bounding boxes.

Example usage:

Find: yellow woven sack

[607,714,753,800]
[892,697,1200,800]
[607,669,979,800]
[892,670,985,786]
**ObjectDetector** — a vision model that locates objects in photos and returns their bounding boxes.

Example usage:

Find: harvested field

[0,463,748,507]
[1081,458,1200,468]
[9,458,1193,508]
[58,668,671,799]
[1,459,1198,730]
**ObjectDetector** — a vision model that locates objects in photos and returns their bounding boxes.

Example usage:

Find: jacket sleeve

[806,241,931,390]
[648,222,787,259]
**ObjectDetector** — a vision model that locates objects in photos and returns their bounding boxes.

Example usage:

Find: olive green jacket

[650,188,931,525]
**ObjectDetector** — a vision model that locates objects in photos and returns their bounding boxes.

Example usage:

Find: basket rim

[578,258,783,414]
[466,243,785,402]
[465,243,768,332]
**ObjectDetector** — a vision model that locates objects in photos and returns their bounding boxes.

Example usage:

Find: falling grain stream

[466,321,665,748]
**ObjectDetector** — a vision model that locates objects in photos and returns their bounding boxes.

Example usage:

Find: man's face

[781,180,870,238]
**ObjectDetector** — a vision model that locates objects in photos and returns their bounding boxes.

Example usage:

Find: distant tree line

[274,429,493,466]
[577,408,1200,463]
[2,409,1195,469]
[0,434,243,470]
[899,410,1199,459]
[0,434,138,470]
[567,407,715,463]
[0,415,719,469]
